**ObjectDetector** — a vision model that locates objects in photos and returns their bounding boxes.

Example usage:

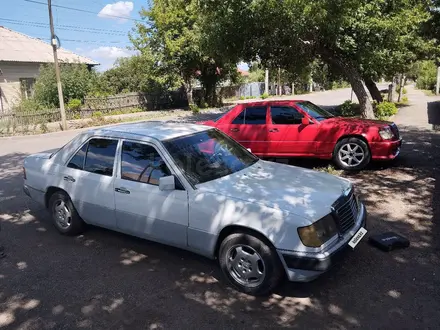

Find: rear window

[232,106,267,125]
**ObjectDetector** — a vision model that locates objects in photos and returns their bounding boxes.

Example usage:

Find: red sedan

[200,100,402,170]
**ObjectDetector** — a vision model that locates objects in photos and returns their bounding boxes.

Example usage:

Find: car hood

[196,160,351,221]
[324,117,391,128]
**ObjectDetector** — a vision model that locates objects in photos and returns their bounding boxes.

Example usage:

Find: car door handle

[63,175,75,183]
[115,187,130,194]
[230,128,240,132]
[269,128,279,133]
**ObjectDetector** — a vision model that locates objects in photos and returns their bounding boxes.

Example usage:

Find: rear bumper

[370,138,402,160]
[23,184,46,207]
[279,203,367,282]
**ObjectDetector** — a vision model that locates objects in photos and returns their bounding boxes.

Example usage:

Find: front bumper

[279,202,367,282]
[370,138,402,160]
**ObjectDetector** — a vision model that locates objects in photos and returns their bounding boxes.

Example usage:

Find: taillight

[23,167,27,180]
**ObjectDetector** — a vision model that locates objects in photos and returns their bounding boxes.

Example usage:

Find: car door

[267,105,319,155]
[223,105,269,154]
[61,137,118,228]
[113,140,189,247]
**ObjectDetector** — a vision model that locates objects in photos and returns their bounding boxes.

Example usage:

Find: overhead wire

[0,36,131,45]
[0,19,128,36]
[0,18,128,34]
[24,0,144,23]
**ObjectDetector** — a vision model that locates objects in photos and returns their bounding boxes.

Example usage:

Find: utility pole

[436,66,440,96]
[278,67,281,95]
[48,0,67,130]
[264,69,269,95]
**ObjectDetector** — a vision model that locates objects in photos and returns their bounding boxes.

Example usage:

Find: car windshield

[163,129,259,185]
[296,101,334,122]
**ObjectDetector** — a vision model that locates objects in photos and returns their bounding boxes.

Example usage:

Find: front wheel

[333,137,371,171]
[218,233,284,295]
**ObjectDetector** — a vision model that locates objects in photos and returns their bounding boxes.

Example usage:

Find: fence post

[436,66,440,96]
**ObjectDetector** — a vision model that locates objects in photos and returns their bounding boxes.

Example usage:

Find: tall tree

[201,0,435,118]
[131,0,237,106]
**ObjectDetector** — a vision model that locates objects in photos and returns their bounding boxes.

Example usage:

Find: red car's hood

[323,117,392,128]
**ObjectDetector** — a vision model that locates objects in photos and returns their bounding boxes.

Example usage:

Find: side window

[121,142,171,186]
[67,143,88,170]
[232,109,245,124]
[271,106,304,125]
[244,106,267,124]
[84,138,118,176]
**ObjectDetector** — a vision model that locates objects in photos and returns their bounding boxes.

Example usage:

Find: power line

[0,17,128,34]
[24,0,144,23]
[1,36,130,45]
[0,20,128,36]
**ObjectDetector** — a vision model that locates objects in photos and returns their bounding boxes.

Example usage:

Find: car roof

[90,121,211,141]
[237,100,307,106]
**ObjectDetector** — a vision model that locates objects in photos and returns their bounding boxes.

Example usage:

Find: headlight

[379,126,393,140]
[298,214,338,248]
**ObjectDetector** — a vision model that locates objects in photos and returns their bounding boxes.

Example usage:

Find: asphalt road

[1,87,440,329]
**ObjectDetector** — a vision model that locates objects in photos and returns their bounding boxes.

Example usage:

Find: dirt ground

[1,86,440,329]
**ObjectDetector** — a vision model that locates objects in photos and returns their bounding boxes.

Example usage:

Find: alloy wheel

[52,199,72,229]
[338,143,365,167]
[226,244,266,288]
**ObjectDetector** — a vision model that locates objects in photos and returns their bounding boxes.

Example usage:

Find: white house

[0,26,98,113]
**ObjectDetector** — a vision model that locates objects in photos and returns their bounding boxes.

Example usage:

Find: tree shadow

[1,124,440,328]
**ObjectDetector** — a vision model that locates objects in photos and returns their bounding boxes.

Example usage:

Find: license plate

[348,227,368,249]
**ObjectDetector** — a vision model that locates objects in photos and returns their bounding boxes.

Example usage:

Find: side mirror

[301,117,310,125]
[159,176,176,191]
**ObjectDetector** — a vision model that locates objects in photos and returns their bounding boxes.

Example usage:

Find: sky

[1,0,146,71]
[1,0,249,72]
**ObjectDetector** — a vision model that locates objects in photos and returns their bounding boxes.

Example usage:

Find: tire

[218,232,284,296]
[333,137,371,171]
[48,191,85,236]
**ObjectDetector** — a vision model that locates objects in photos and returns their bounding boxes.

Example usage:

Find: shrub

[67,98,81,111]
[13,99,44,113]
[339,100,359,117]
[261,92,269,99]
[190,103,200,114]
[374,101,398,119]
[239,96,245,100]
[34,63,95,107]
[92,111,104,119]
[402,87,407,95]
[414,60,437,91]
[401,96,409,104]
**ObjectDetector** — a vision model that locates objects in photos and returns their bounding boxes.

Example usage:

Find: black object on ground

[368,232,410,252]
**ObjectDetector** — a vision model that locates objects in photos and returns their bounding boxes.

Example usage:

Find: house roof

[0,26,99,65]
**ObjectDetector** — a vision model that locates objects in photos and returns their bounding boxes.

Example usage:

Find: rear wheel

[218,232,284,296]
[333,137,371,171]
[48,191,85,236]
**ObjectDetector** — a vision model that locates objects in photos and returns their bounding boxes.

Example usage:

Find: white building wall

[0,61,41,113]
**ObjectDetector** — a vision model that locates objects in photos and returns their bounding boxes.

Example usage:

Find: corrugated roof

[0,26,99,65]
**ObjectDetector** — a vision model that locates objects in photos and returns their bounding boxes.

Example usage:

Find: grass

[421,89,436,96]
[313,164,343,176]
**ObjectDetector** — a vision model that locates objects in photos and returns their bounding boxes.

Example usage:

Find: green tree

[201,0,436,118]
[131,0,238,107]
[34,63,95,106]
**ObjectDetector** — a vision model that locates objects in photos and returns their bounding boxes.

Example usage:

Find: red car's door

[267,105,319,155]
[220,105,269,154]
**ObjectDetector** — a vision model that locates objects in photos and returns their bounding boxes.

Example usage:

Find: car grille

[390,123,400,139]
[332,189,359,234]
